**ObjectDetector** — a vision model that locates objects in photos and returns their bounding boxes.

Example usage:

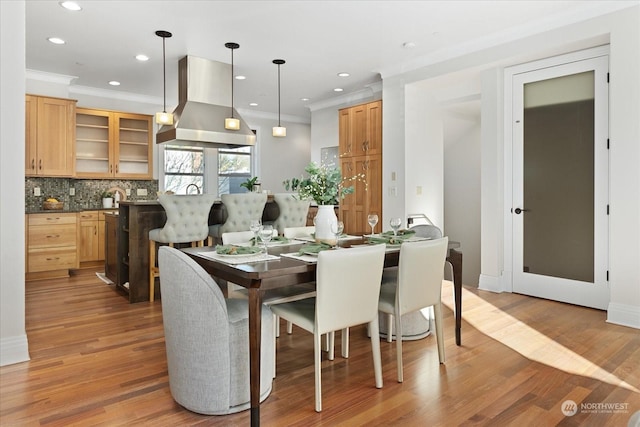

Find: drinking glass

[390,217,402,236]
[330,221,344,248]
[250,219,262,246]
[367,214,379,235]
[259,225,273,252]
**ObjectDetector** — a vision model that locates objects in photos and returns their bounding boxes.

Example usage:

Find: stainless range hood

[156,55,256,148]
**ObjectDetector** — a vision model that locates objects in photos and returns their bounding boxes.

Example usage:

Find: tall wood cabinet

[25,95,77,177]
[339,100,383,235]
[75,108,153,179]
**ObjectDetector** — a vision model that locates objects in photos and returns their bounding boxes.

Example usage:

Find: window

[218,146,253,195]
[163,145,204,194]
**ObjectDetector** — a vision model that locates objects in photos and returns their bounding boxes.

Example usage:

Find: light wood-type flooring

[1,268,638,426]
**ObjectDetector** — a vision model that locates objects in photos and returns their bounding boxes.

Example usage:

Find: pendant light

[272,59,286,137]
[224,42,241,130]
[155,30,173,125]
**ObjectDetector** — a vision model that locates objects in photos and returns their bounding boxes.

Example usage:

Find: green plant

[100,190,113,199]
[283,162,366,205]
[239,176,260,192]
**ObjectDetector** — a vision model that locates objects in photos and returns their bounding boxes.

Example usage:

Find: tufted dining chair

[208,193,268,243]
[149,194,216,302]
[283,226,315,240]
[158,246,274,414]
[271,193,311,235]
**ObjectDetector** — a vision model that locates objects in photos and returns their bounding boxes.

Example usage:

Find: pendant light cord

[277,63,281,126]
[162,36,167,113]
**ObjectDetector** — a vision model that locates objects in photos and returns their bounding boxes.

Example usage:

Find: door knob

[514,208,528,214]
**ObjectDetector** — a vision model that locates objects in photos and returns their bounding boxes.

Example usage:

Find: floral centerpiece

[284,162,366,243]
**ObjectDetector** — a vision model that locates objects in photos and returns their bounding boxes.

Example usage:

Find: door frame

[502,45,610,304]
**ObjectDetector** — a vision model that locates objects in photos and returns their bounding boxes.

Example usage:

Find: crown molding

[26,69,77,85]
[237,108,310,125]
[307,81,383,112]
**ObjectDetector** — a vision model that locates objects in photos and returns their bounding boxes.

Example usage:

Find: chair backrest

[220,193,268,234]
[409,224,443,240]
[315,244,385,334]
[272,193,311,235]
[222,229,276,245]
[156,194,217,243]
[397,237,449,316]
[158,246,231,409]
[283,226,315,239]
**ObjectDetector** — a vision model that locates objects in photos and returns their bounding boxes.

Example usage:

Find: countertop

[26,207,120,214]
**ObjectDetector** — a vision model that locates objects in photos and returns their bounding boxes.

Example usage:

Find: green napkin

[381,229,415,237]
[216,245,262,255]
[297,242,332,255]
[366,236,404,245]
[250,235,290,245]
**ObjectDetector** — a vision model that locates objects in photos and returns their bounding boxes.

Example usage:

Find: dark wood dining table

[182,239,462,427]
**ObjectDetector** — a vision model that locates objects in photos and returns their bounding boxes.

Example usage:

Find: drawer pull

[46,234,61,238]
[46,217,61,221]
[46,257,60,261]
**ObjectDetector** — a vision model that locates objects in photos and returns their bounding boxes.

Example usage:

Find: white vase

[102,198,113,209]
[314,205,338,245]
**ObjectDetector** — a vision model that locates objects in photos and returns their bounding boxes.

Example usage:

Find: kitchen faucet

[186,183,201,195]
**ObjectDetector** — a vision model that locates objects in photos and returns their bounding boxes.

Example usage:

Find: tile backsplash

[25,178,158,212]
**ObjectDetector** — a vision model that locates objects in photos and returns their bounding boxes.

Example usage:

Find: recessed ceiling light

[59,1,82,11]
[301,98,310,102]
[108,81,121,86]
[235,75,246,80]
[337,72,350,77]
[47,37,65,45]
[249,102,258,107]
[334,88,343,92]
[135,54,149,62]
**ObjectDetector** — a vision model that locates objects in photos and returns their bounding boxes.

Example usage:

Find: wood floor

[1,268,638,426]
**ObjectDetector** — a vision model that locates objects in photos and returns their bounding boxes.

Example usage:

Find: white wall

[1,1,29,366]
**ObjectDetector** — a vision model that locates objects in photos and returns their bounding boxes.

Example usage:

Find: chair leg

[287,321,293,334]
[395,311,404,382]
[149,240,156,302]
[314,332,323,412]
[275,315,281,338]
[341,328,349,358]
[327,331,335,361]
[273,314,277,378]
[433,303,446,363]
[369,319,383,389]
[386,313,393,342]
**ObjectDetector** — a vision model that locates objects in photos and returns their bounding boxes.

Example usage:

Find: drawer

[28,247,77,272]
[28,224,77,248]
[78,211,99,221]
[98,210,117,221]
[29,213,77,226]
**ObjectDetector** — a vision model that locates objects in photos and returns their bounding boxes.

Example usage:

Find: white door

[511,55,609,310]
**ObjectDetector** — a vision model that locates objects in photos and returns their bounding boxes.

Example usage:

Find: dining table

[182,237,462,427]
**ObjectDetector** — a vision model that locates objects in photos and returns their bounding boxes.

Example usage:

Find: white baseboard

[478,274,505,293]
[0,334,30,367]
[607,302,640,330]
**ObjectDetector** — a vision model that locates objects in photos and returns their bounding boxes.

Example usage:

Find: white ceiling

[25,1,634,121]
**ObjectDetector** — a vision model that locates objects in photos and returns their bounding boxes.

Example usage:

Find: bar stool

[272,193,310,235]
[208,193,267,244]
[149,194,216,302]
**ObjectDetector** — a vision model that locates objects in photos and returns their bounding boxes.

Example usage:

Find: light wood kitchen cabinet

[25,95,77,177]
[339,100,382,158]
[75,108,153,179]
[339,155,382,235]
[26,213,78,279]
[78,210,114,265]
[338,100,382,235]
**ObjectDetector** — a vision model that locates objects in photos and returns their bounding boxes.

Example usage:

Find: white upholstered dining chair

[283,226,315,240]
[378,237,449,382]
[270,244,386,412]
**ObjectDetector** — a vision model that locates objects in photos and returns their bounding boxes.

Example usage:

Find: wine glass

[390,217,402,236]
[330,221,344,248]
[367,214,379,236]
[259,225,273,252]
[250,219,262,246]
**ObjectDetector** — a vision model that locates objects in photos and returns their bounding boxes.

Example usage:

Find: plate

[215,245,262,257]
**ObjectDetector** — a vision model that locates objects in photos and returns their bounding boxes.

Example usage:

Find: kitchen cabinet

[339,155,382,235]
[104,212,119,284]
[26,212,78,279]
[75,108,153,179]
[25,95,77,177]
[78,210,114,265]
[338,100,382,235]
[339,100,382,157]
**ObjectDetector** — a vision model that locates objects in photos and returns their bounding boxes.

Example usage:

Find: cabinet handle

[46,217,60,220]
[39,159,42,170]
[46,234,60,238]
[116,164,119,173]
[94,226,97,235]
[362,160,369,171]
[110,164,113,173]
[347,163,353,172]
[46,257,60,261]
[31,159,35,170]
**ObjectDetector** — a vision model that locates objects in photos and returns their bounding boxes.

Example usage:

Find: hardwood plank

[1,268,638,426]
